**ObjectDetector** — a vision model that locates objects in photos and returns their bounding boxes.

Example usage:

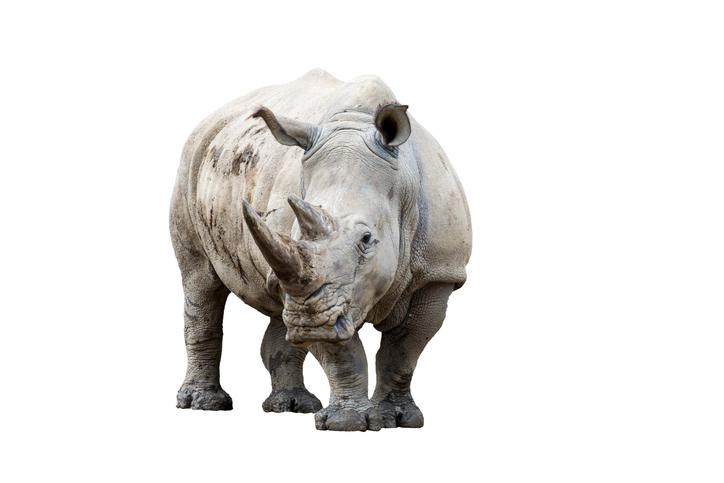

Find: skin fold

[170,69,471,430]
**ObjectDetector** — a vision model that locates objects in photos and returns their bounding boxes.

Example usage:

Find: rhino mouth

[285,313,356,344]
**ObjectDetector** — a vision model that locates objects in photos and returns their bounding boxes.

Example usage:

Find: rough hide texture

[170,69,472,431]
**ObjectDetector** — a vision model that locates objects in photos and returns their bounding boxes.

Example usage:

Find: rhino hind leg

[175,267,232,410]
[171,197,232,411]
[372,283,454,428]
[260,317,322,413]
[175,261,232,410]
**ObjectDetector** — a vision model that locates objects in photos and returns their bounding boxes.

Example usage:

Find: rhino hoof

[262,387,322,413]
[314,405,383,432]
[177,384,233,410]
[373,399,424,428]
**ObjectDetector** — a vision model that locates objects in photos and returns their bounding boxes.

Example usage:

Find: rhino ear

[374,103,411,147]
[251,106,316,150]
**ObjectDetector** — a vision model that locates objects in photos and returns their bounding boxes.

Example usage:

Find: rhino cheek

[370,252,398,297]
[349,271,390,321]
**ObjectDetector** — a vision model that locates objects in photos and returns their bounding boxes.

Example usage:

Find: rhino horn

[242,200,307,286]
[287,195,334,240]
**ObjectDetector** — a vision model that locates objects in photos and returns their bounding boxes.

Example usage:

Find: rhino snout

[285,313,356,344]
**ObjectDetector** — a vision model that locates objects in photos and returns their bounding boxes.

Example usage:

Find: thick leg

[372,283,454,428]
[260,317,322,413]
[171,165,232,410]
[309,335,381,431]
[175,260,232,410]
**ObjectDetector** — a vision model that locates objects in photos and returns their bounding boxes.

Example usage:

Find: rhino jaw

[285,314,356,345]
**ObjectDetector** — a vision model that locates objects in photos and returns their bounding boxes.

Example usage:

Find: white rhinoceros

[170,69,471,431]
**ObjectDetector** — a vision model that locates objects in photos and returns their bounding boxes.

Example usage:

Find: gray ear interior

[251,106,316,150]
[374,104,411,146]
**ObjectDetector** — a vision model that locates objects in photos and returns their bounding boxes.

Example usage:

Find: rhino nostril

[332,314,355,339]
[304,282,331,302]
[332,315,345,334]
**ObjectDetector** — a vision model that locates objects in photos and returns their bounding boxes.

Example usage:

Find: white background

[1,1,722,481]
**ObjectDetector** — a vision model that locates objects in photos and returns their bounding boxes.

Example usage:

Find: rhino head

[242,102,412,345]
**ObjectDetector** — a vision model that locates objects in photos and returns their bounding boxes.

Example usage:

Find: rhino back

[408,120,472,290]
[173,69,470,318]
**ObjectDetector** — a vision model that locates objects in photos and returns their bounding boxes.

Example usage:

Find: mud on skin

[170,69,471,431]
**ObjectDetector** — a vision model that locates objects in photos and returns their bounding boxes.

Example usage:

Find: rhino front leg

[309,334,382,431]
[260,317,322,413]
[372,283,454,428]
[175,262,232,411]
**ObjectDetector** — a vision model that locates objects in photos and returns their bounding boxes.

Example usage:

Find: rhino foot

[262,387,322,413]
[177,384,233,410]
[372,399,424,428]
[314,404,385,431]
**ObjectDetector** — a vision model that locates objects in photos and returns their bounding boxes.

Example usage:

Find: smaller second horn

[287,195,334,240]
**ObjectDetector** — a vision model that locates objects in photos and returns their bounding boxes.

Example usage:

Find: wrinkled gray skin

[170,69,471,431]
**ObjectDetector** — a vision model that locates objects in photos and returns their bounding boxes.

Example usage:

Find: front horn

[241,200,309,288]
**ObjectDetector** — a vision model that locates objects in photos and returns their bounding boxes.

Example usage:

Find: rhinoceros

[170,69,471,431]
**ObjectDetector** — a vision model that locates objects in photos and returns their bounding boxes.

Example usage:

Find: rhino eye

[360,232,372,245]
